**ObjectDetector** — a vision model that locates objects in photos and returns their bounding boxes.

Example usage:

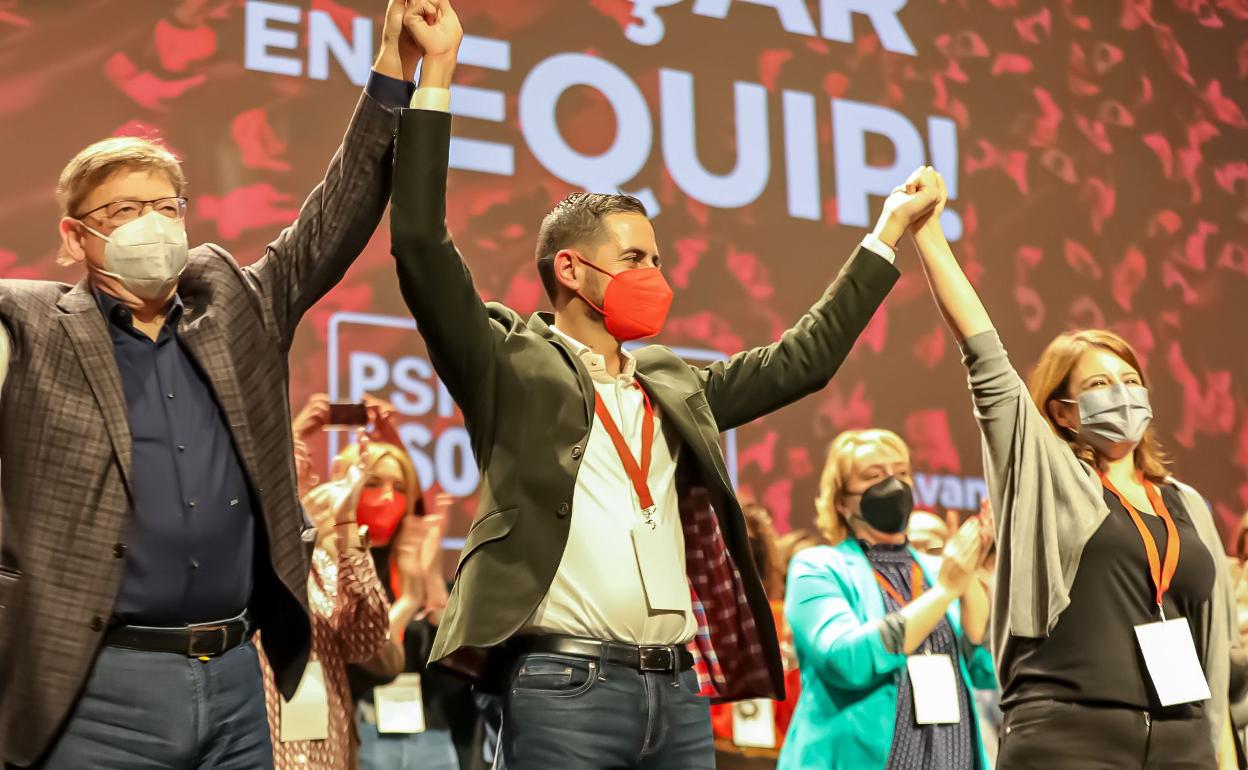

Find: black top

[1001,484,1216,715]
[349,547,488,767]
[865,542,978,770]
[97,291,257,625]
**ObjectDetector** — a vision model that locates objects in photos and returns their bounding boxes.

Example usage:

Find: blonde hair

[1027,329,1170,483]
[332,441,424,519]
[814,429,911,544]
[56,136,186,265]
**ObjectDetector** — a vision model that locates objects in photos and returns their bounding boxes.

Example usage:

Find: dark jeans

[28,641,272,770]
[498,652,713,770]
[998,699,1215,769]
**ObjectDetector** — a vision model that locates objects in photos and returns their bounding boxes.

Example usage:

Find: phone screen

[324,402,369,429]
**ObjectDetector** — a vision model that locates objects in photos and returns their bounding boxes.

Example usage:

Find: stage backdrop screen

[2,0,1246,549]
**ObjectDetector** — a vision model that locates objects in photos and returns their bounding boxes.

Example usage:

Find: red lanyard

[592,387,656,512]
[874,562,925,607]
[1100,472,1181,614]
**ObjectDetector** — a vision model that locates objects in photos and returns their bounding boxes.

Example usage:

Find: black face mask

[855,477,914,534]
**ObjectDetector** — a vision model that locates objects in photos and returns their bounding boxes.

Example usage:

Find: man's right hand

[407,0,463,90]
[871,166,940,248]
[937,517,984,597]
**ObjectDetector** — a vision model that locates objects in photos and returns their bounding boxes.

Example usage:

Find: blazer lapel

[56,282,134,494]
[177,312,262,486]
[527,313,595,427]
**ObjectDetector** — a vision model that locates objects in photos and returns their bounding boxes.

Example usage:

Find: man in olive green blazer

[389,10,939,765]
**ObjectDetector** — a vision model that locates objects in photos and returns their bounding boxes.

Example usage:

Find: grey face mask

[1064,384,1153,453]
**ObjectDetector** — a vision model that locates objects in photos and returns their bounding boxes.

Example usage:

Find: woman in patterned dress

[256,437,394,770]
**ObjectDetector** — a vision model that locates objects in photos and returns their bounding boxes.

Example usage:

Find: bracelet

[333,521,358,528]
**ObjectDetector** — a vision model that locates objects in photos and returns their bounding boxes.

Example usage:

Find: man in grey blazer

[0,2,434,767]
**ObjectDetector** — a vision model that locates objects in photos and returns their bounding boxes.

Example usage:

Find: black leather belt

[104,611,251,658]
[510,634,694,673]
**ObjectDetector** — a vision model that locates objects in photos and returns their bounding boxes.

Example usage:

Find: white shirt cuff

[410,87,451,112]
[860,233,897,264]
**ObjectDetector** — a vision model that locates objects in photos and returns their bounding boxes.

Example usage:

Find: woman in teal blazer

[779,429,997,770]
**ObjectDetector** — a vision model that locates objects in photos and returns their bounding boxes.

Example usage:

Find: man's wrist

[874,215,907,250]
[418,54,456,90]
[373,46,405,81]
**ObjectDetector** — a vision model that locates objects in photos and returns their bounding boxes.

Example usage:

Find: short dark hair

[535,192,647,303]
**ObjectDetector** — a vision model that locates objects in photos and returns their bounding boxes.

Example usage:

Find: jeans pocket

[510,655,599,699]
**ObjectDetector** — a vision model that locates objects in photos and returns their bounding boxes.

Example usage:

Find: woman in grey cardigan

[892,167,1237,769]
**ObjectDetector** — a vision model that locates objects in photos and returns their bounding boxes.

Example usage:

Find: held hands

[905,166,950,244]
[871,166,942,249]
[377,0,461,83]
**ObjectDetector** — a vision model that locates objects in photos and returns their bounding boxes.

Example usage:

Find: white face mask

[80,210,189,301]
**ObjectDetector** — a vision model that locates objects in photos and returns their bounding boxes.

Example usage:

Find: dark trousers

[498,652,713,770]
[998,699,1215,769]
[26,641,272,770]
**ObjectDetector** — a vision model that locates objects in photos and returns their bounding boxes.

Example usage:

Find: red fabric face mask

[356,488,407,546]
[575,255,673,341]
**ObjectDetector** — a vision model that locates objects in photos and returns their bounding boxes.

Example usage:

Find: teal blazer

[778,540,997,770]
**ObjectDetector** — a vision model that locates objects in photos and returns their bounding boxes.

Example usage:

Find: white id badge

[632,522,688,612]
[1134,617,1211,706]
[375,673,426,734]
[907,654,960,725]
[280,660,330,742]
[732,698,777,749]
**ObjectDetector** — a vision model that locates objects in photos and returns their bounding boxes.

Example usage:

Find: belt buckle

[638,646,673,672]
[187,623,229,658]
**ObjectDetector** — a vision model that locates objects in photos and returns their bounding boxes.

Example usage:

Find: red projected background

[1,0,1246,546]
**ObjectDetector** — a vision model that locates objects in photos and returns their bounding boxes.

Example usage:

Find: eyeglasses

[76,196,189,226]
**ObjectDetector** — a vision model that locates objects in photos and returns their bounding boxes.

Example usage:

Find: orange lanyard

[1100,472,1181,615]
[593,387,656,512]
[874,562,925,607]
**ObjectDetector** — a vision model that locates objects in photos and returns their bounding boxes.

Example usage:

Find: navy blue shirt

[98,291,257,625]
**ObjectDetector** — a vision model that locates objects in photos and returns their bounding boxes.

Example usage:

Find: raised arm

[246,0,424,349]
[906,169,994,343]
[907,167,1106,644]
[390,4,499,416]
[696,182,940,430]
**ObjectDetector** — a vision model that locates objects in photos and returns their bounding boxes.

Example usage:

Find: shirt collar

[93,288,184,333]
[549,325,637,385]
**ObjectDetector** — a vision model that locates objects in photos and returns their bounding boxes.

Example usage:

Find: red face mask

[356,488,407,546]
[575,255,673,341]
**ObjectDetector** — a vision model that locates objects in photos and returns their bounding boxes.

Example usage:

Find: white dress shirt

[522,327,698,645]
